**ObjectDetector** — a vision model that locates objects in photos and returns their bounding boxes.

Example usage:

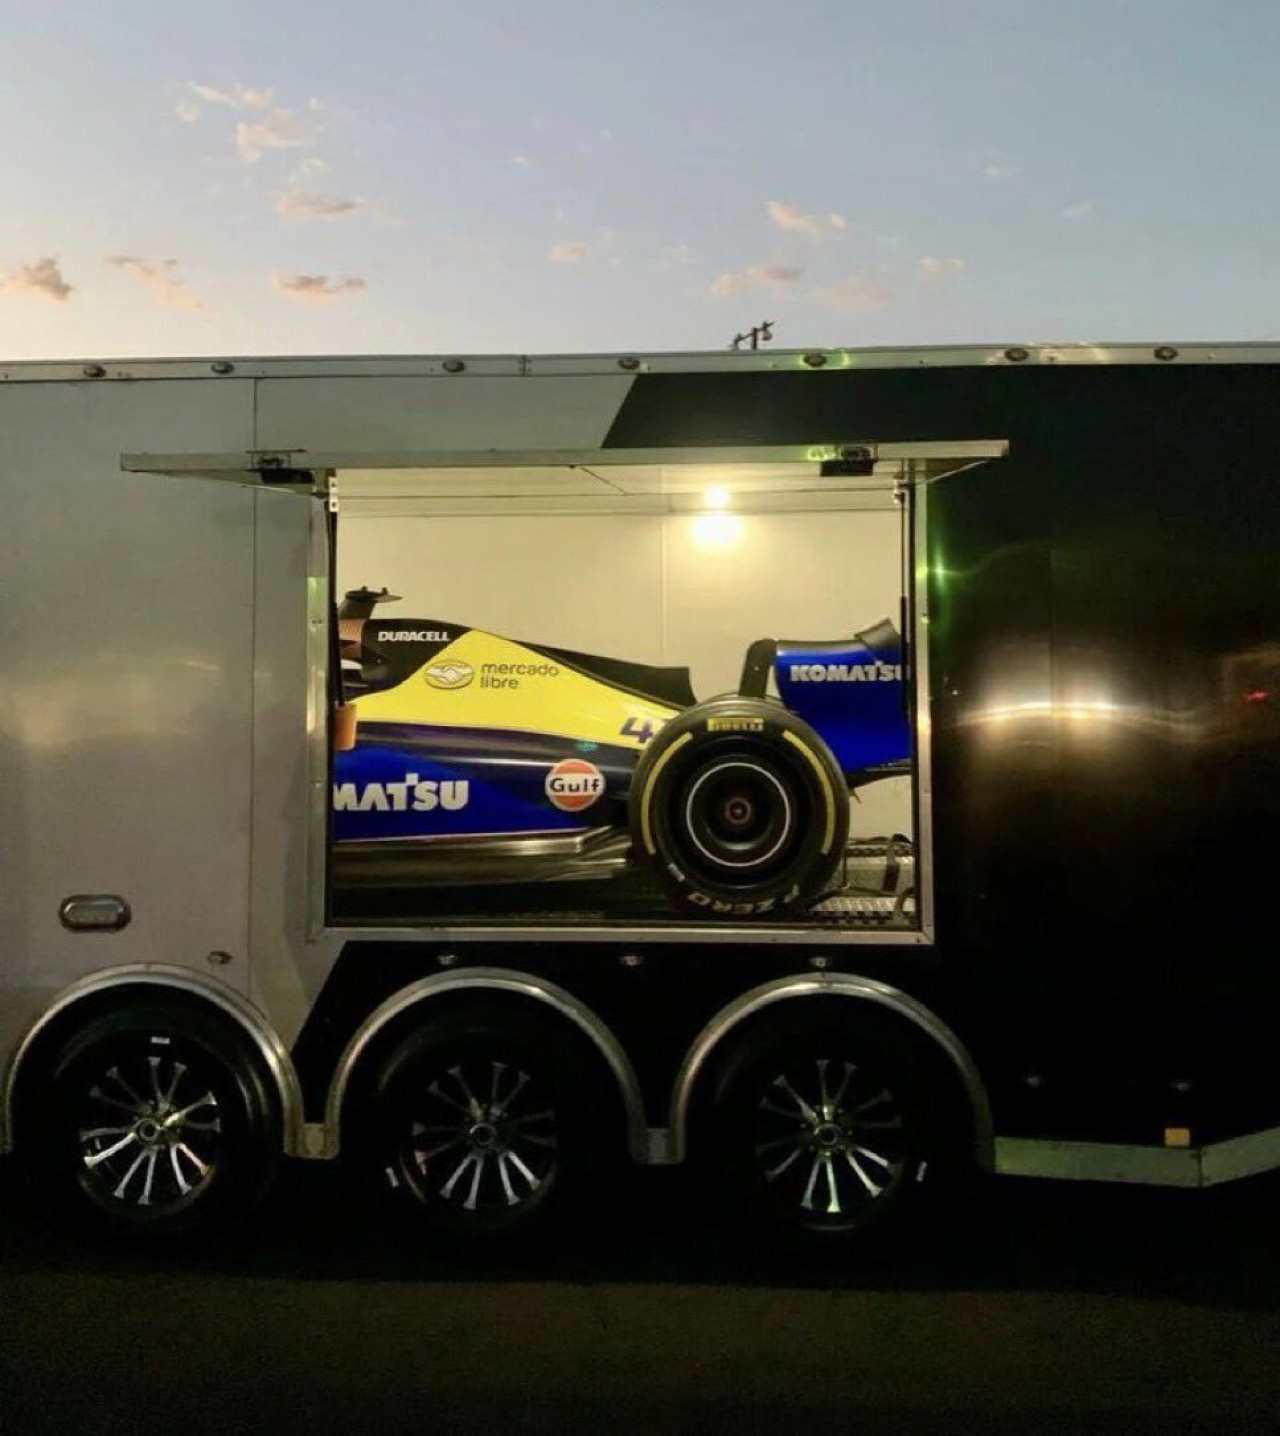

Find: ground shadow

[3,1156,1278,1312]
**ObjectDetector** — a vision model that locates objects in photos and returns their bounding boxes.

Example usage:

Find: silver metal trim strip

[307,499,332,940]
[996,1129,1280,1188]
[995,1137,1201,1186]
[645,1127,674,1164]
[912,473,936,940]
[665,973,994,1165]
[121,440,1008,476]
[321,967,648,1162]
[0,965,306,1156]
[320,923,930,946]
[339,492,905,519]
[1199,1128,1280,1186]
[1,343,1276,384]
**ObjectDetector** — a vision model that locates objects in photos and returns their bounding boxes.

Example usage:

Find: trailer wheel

[630,697,848,917]
[26,1003,281,1238]
[704,1013,940,1251]
[369,1008,603,1244]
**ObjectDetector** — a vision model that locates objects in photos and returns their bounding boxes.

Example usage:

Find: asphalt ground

[3,1158,1280,1434]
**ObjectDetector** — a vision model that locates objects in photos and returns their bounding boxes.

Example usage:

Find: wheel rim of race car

[682,760,795,873]
[750,1054,908,1227]
[400,1056,559,1214]
[72,1050,224,1214]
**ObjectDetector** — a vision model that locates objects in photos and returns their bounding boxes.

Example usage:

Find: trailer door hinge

[252,451,322,489]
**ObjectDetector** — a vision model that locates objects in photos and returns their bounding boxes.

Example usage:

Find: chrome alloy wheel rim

[405,1059,557,1213]
[75,1053,223,1211]
[752,1056,907,1223]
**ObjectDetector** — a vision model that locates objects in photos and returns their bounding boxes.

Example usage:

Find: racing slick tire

[629,695,849,918]
[23,1001,282,1241]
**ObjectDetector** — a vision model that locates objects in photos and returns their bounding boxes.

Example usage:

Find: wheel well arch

[1,966,306,1156]
[322,968,648,1162]
[668,975,994,1168]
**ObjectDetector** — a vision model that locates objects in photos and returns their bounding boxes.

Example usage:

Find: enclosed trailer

[2,343,1278,1246]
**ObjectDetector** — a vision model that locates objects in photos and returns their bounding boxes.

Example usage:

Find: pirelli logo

[706,715,766,733]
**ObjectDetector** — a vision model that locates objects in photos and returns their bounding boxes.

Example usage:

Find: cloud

[545,227,623,266]
[709,272,747,297]
[548,240,590,264]
[276,188,361,220]
[272,271,366,303]
[709,264,802,298]
[1062,200,1095,220]
[276,159,363,219]
[108,255,205,312]
[177,81,276,123]
[805,255,962,310]
[189,81,275,110]
[663,242,694,266]
[0,256,73,301]
[982,162,1017,182]
[766,201,847,238]
[810,275,891,312]
[510,154,532,167]
[236,109,318,164]
[919,255,966,280]
[178,81,325,164]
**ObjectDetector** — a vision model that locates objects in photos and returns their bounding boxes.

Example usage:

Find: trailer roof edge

[1,341,1278,383]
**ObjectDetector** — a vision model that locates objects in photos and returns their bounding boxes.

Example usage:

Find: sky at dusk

[2,0,1278,359]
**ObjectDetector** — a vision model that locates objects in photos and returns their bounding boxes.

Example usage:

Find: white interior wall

[341,513,665,665]
[339,507,911,838]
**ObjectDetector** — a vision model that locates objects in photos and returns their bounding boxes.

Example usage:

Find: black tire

[25,1002,282,1239]
[367,1006,611,1246]
[630,696,849,917]
[702,1011,942,1254]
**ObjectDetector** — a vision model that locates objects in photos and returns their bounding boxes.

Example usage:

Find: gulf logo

[545,757,605,812]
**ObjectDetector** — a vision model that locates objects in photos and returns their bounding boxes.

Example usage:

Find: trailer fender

[1,964,307,1156]
[668,974,994,1167]
[323,967,648,1163]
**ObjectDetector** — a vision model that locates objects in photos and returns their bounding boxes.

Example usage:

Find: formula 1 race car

[332,588,911,917]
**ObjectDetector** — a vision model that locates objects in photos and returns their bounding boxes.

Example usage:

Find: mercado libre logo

[545,757,606,812]
[424,660,474,690]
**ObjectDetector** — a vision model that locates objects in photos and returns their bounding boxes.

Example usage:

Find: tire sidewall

[29,1003,280,1239]
[368,1009,608,1245]
[703,1013,939,1252]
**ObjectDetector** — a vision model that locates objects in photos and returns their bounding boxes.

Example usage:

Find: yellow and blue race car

[332,588,911,917]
